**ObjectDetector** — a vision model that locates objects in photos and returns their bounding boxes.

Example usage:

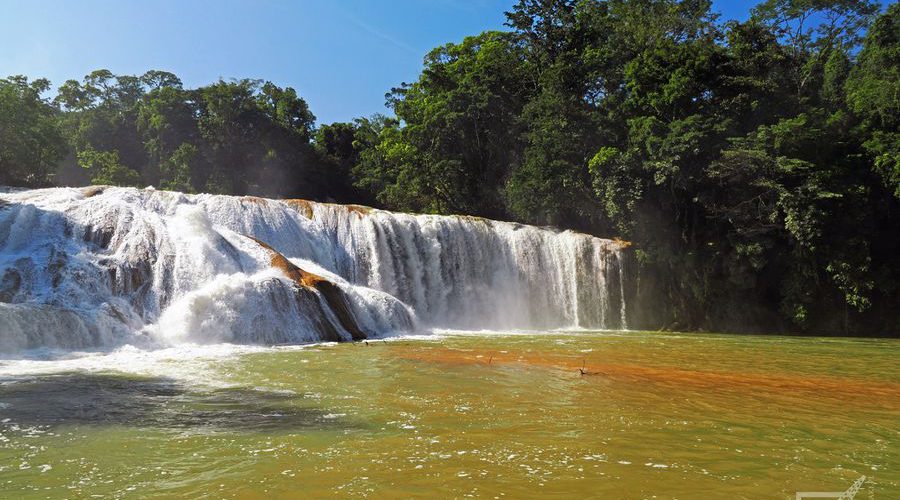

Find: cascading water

[0,186,629,353]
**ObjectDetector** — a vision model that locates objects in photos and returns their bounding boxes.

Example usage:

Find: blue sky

[0,1,876,124]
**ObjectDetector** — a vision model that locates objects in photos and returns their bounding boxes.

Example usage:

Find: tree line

[1,0,897,335]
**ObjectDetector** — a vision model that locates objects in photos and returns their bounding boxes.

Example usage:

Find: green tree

[137,84,201,188]
[195,79,320,196]
[751,0,880,101]
[77,147,141,186]
[357,31,531,216]
[313,121,372,203]
[846,3,900,197]
[158,142,197,192]
[54,70,149,184]
[0,76,67,186]
[351,116,430,211]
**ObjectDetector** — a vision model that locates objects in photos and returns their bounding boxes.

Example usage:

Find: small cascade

[0,186,629,352]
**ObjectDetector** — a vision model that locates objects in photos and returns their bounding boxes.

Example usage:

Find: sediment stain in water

[389,344,900,407]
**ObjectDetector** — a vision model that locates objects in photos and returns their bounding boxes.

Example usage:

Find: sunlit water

[0,331,896,499]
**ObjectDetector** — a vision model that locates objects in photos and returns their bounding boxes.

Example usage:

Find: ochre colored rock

[82,186,107,198]
[241,196,269,206]
[247,236,367,341]
[247,237,325,287]
[282,199,314,219]
[320,202,372,218]
[345,204,372,217]
[283,199,372,219]
[612,237,632,249]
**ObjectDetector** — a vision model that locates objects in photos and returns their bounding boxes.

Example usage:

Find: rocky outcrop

[248,236,367,341]
[82,185,107,198]
[343,204,372,217]
[0,268,21,303]
[281,199,372,219]
[281,199,314,219]
[241,196,269,206]
[612,237,632,249]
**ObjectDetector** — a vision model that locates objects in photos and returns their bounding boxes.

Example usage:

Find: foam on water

[0,343,286,385]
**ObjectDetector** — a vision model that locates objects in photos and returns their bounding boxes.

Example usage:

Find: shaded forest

[1,0,898,335]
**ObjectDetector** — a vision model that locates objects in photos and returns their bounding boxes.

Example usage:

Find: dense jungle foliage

[1,0,898,335]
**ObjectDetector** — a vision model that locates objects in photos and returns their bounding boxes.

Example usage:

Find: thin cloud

[342,12,420,56]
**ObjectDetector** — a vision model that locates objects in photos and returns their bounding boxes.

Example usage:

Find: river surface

[0,331,896,499]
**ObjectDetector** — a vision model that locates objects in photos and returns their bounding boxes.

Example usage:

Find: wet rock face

[282,199,314,219]
[241,196,269,206]
[82,185,107,198]
[248,236,368,341]
[83,222,115,249]
[344,204,371,217]
[311,279,368,341]
[296,286,344,343]
[0,268,21,303]
[248,236,323,287]
[47,249,67,288]
[105,261,152,296]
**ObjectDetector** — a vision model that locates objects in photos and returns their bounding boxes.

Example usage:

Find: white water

[0,186,628,353]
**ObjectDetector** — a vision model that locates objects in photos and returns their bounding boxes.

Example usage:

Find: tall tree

[0,76,67,186]
[355,31,531,216]
[846,3,899,198]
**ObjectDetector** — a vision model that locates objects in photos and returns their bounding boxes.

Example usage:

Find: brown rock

[612,237,633,249]
[345,204,372,217]
[310,278,368,341]
[82,185,107,198]
[456,214,491,226]
[247,237,324,287]
[247,236,367,341]
[282,199,314,219]
[241,196,269,206]
[320,202,373,218]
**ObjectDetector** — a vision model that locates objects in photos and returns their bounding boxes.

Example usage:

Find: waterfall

[0,186,629,352]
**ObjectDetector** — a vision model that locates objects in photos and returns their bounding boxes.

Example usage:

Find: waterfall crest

[0,186,629,352]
